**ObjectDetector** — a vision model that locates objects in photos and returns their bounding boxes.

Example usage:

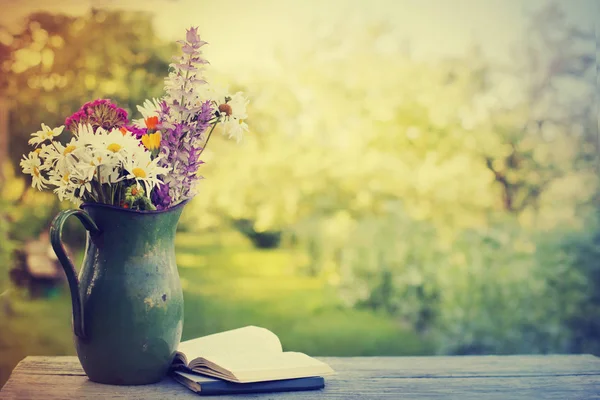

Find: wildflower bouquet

[21,27,248,211]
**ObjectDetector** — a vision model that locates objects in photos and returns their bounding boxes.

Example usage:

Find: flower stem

[50,141,61,153]
[95,166,106,204]
[114,182,120,206]
[197,121,218,159]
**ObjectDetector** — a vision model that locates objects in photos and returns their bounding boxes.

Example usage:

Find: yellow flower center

[33,167,40,177]
[107,143,122,153]
[63,145,76,155]
[34,148,42,154]
[132,167,146,178]
[62,173,69,182]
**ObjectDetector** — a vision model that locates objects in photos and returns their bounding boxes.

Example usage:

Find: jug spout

[50,209,100,339]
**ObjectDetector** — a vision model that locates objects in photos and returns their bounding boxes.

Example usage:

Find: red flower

[145,116,159,130]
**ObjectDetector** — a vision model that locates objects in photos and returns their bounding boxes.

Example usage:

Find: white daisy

[49,170,77,203]
[123,152,170,194]
[54,184,81,205]
[32,143,54,168]
[28,124,64,146]
[85,127,144,163]
[20,151,48,190]
[220,118,248,143]
[38,143,58,161]
[75,123,97,145]
[47,168,66,186]
[69,145,105,182]
[41,137,81,174]
[217,92,249,142]
[85,151,122,185]
[68,167,94,198]
[49,167,93,205]
[98,166,122,185]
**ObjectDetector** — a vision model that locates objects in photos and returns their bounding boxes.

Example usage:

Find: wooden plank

[9,355,600,378]
[2,356,599,399]
[2,368,599,399]
[321,355,600,378]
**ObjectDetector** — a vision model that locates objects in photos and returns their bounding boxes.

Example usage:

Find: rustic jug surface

[50,201,186,385]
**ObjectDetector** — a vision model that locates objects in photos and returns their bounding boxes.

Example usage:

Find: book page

[178,326,283,361]
[202,351,335,383]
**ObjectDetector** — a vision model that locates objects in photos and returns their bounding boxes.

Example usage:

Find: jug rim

[81,198,190,214]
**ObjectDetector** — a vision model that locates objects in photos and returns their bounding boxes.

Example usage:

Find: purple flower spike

[185,27,207,48]
[151,182,172,210]
[152,100,213,206]
[153,26,216,208]
[186,27,199,44]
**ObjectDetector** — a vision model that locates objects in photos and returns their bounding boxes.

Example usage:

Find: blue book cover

[173,371,325,396]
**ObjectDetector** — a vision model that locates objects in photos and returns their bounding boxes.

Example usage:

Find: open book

[172,326,335,383]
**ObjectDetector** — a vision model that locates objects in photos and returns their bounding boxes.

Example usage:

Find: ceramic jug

[50,201,186,385]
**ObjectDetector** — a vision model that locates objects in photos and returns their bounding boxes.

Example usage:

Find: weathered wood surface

[1,355,599,399]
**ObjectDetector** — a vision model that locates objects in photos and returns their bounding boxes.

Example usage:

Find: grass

[0,230,432,388]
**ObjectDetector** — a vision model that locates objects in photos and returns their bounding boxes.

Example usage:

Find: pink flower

[65,99,129,133]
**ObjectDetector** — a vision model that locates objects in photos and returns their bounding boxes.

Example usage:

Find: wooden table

[1,355,599,399]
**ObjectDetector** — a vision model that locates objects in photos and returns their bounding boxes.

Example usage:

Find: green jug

[50,201,186,385]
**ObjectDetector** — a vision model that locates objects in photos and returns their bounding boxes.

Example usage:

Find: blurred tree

[480,2,597,214]
[182,3,599,354]
[190,23,498,238]
[0,9,173,192]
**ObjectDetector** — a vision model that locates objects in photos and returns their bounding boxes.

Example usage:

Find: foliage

[556,213,600,355]
[1,9,174,170]
[311,206,593,355]
[190,8,595,234]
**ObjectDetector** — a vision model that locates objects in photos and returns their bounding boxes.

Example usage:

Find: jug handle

[50,209,100,339]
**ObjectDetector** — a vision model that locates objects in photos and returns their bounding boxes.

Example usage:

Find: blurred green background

[0,0,599,388]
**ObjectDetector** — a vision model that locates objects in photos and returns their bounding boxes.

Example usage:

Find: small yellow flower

[141,132,161,152]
